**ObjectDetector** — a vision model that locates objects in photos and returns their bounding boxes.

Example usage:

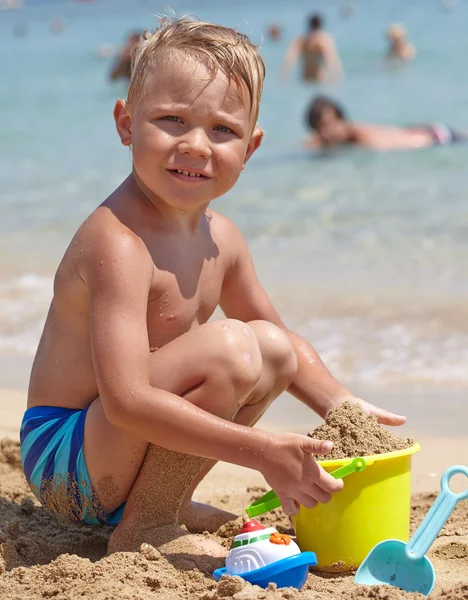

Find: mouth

[168,168,211,181]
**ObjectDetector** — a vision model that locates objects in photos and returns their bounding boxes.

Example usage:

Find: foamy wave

[299,316,468,386]
[0,274,52,355]
[0,274,467,385]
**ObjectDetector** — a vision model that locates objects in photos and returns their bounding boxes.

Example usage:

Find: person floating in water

[281,14,343,83]
[109,31,142,81]
[305,96,467,151]
[386,23,416,62]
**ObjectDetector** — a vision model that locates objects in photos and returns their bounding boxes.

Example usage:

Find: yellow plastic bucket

[292,442,421,572]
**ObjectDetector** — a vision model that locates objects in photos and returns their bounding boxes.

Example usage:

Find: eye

[162,115,183,123]
[215,124,235,134]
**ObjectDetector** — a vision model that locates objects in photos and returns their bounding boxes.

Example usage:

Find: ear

[242,126,264,169]
[114,99,133,147]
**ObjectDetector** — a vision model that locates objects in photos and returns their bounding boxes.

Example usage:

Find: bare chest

[146,255,223,351]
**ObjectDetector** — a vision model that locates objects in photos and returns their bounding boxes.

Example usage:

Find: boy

[21,18,405,558]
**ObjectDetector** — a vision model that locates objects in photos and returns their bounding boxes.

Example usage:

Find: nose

[177,127,212,160]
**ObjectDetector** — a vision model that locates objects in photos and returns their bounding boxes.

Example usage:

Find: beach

[1,387,468,599]
[2,0,468,597]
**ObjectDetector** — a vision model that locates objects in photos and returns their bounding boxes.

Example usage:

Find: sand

[309,401,414,460]
[1,389,468,599]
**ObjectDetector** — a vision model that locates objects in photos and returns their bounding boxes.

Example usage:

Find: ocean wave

[0,273,467,386]
[0,274,52,355]
[298,316,468,386]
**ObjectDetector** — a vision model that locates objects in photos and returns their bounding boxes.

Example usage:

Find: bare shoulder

[304,134,322,149]
[352,123,380,144]
[58,204,153,292]
[295,35,306,48]
[354,123,401,149]
[206,209,251,274]
[318,31,335,47]
[207,209,248,250]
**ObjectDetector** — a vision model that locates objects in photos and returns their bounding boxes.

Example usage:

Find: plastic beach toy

[246,457,367,518]
[212,520,317,590]
[354,465,468,595]
[293,443,420,571]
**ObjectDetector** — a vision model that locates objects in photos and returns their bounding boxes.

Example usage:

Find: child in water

[306,96,468,151]
[21,18,405,559]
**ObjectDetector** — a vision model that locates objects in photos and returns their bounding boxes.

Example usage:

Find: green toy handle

[246,457,367,518]
[330,456,367,479]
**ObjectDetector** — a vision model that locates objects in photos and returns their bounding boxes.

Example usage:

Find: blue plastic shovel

[354,465,468,596]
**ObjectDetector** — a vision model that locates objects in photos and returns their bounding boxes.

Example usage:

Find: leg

[84,319,263,554]
[179,320,298,532]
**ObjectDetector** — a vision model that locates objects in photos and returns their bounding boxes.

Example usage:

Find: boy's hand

[260,433,343,516]
[333,396,406,426]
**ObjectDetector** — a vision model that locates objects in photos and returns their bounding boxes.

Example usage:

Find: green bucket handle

[246,456,367,518]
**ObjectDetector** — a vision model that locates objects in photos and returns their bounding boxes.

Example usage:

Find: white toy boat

[212,520,317,590]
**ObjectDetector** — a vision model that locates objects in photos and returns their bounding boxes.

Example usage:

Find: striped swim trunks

[20,405,125,526]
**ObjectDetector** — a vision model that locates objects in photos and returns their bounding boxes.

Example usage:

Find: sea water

[1,0,468,388]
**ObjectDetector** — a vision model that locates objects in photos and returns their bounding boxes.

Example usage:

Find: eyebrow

[150,105,246,130]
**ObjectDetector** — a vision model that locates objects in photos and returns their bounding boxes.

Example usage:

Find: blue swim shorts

[20,405,125,526]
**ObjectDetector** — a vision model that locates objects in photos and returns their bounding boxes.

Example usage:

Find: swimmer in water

[266,23,281,42]
[109,31,142,81]
[386,23,416,62]
[281,14,343,83]
[305,96,468,151]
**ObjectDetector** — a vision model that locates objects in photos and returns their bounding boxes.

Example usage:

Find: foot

[179,500,238,534]
[108,521,227,572]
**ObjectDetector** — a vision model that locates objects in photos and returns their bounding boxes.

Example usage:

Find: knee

[248,321,298,383]
[212,319,263,392]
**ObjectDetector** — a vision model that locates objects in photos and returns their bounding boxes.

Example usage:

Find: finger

[315,468,345,494]
[296,493,318,510]
[374,408,406,426]
[302,437,333,456]
[353,398,406,426]
[280,496,300,516]
[306,484,333,505]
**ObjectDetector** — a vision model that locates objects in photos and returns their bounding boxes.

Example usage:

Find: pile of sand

[1,438,468,600]
[310,402,414,460]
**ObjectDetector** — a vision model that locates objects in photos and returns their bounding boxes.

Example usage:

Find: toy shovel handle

[405,465,468,560]
[245,457,367,518]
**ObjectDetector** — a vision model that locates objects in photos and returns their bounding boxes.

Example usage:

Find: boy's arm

[219,222,405,425]
[80,225,342,514]
[82,228,266,466]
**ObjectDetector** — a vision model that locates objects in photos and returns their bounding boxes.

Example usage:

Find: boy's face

[115,54,262,211]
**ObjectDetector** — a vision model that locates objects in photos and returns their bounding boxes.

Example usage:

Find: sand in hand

[309,401,414,460]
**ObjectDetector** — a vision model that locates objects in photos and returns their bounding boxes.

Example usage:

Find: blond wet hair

[128,17,266,125]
